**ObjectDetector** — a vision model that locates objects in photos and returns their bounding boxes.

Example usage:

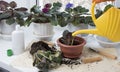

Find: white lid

[15,25,21,30]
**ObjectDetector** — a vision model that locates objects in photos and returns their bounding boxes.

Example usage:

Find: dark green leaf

[95,9,103,18]
[0,12,11,20]
[25,15,32,26]
[104,4,113,12]
[15,7,28,11]
[53,2,62,8]
[30,5,41,13]
[16,18,25,26]
[63,30,70,39]
[6,17,15,25]
[65,8,72,13]
[14,11,25,18]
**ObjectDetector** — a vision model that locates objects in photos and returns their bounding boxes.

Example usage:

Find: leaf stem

[71,37,74,45]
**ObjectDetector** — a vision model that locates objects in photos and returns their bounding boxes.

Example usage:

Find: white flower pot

[33,23,54,41]
[1,20,16,40]
[0,21,2,34]
[67,23,88,32]
[1,20,16,35]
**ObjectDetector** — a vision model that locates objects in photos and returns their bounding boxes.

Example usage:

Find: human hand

[92,0,115,3]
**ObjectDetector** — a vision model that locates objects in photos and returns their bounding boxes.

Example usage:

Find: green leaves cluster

[95,4,113,19]
[51,3,92,27]
[33,50,62,72]
[0,1,30,26]
[26,2,62,26]
[30,41,62,72]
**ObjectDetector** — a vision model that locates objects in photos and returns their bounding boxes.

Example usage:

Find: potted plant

[50,3,92,32]
[57,30,86,58]
[26,2,62,40]
[0,1,30,35]
[30,40,81,72]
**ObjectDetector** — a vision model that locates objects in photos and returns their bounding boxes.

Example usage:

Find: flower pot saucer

[33,33,54,41]
[1,34,12,41]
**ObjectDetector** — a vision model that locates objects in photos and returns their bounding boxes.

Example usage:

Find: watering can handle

[91,2,97,25]
[91,0,115,24]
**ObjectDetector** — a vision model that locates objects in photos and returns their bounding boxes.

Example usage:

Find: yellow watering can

[72,2,120,42]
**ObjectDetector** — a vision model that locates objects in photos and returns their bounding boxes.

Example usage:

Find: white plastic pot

[0,20,5,34]
[67,23,88,31]
[0,20,17,40]
[1,20,16,35]
[0,22,2,34]
[94,35,120,48]
[33,22,54,41]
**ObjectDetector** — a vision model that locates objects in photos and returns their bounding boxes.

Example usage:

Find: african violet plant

[53,2,95,27]
[64,3,89,26]
[26,2,62,26]
[30,41,62,72]
[0,1,30,26]
[52,3,92,27]
[30,40,81,72]
[59,30,83,45]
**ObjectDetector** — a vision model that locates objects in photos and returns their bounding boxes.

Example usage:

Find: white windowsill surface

[0,24,120,72]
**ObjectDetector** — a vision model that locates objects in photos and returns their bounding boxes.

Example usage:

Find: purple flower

[44,3,51,8]
[42,8,49,13]
[66,3,73,9]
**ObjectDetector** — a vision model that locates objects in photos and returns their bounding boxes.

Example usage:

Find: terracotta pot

[57,36,86,58]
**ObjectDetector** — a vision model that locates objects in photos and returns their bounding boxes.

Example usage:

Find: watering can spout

[72,29,98,36]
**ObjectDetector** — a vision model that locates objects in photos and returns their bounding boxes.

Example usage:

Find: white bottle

[12,25,25,55]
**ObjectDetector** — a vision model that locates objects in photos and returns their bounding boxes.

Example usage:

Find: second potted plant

[57,30,86,58]
[26,2,62,40]
[0,1,30,35]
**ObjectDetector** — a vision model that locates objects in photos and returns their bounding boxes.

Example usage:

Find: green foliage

[6,17,15,25]
[30,41,62,72]
[0,1,30,26]
[60,30,75,45]
[104,4,113,12]
[95,9,103,18]
[53,3,92,27]
[26,2,62,26]
[95,4,113,19]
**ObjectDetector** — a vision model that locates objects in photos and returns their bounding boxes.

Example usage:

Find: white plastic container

[94,35,120,48]
[12,25,25,55]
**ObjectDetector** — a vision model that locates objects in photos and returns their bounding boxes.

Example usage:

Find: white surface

[0,25,120,72]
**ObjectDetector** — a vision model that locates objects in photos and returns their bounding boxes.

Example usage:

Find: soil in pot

[57,30,86,59]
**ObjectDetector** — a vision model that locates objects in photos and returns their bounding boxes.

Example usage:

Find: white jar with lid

[12,25,25,55]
